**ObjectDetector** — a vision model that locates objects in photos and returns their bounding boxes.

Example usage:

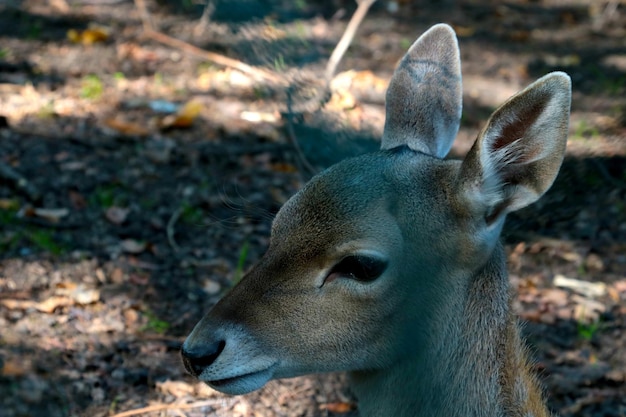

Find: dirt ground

[1,1,625,416]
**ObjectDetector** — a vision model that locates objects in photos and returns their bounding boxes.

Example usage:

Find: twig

[285,89,317,178]
[133,0,283,84]
[324,0,378,81]
[592,0,620,31]
[134,0,153,32]
[193,0,215,37]
[166,206,183,253]
[0,161,41,202]
[282,0,377,178]
[111,399,226,417]
[148,29,283,84]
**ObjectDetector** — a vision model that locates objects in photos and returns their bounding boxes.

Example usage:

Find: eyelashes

[324,255,388,285]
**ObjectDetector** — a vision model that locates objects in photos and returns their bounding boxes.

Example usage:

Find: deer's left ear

[458,72,571,224]
[381,24,462,158]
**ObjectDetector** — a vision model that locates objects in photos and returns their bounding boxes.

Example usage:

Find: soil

[1,1,625,416]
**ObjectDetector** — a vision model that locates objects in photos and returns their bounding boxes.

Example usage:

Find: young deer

[181,24,571,416]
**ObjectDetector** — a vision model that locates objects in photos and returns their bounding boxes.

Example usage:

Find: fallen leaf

[614,279,626,294]
[0,299,38,310]
[0,198,19,210]
[120,239,147,254]
[105,206,130,225]
[554,275,606,298]
[240,111,278,123]
[34,207,69,223]
[271,162,298,173]
[69,190,87,209]
[156,380,195,397]
[202,280,221,295]
[541,288,569,307]
[0,358,29,377]
[327,89,357,111]
[123,307,139,327]
[61,161,86,171]
[129,273,149,286]
[319,402,356,413]
[571,295,606,322]
[67,26,109,45]
[110,267,125,283]
[36,295,74,313]
[104,117,150,136]
[159,100,203,129]
[56,283,100,305]
[452,24,476,37]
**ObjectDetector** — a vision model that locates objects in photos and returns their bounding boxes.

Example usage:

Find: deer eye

[324,255,388,284]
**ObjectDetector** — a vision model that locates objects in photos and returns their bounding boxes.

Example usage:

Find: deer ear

[458,72,571,224]
[381,24,462,158]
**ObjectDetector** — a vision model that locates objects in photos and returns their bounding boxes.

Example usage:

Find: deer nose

[181,340,226,377]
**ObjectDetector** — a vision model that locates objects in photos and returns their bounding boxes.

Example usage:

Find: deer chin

[205,365,276,395]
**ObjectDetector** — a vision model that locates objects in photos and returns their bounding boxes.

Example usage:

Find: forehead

[270,149,440,252]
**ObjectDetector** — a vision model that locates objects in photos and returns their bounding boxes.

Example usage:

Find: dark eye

[325,255,388,284]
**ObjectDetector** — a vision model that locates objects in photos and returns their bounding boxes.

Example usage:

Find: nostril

[181,340,226,377]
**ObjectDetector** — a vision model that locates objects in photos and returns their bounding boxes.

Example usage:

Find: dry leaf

[327,89,357,111]
[0,198,19,210]
[452,24,476,37]
[32,208,69,223]
[0,299,38,310]
[319,402,356,413]
[61,285,100,305]
[240,111,278,123]
[104,117,150,136]
[159,100,203,129]
[129,273,149,286]
[1,358,29,377]
[120,239,147,254]
[36,296,74,313]
[156,380,195,397]
[67,26,109,45]
[202,280,221,295]
[69,190,87,210]
[110,267,125,284]
[123,307,139,327]
[554,275,606,298]
[271,162,298,173]
[105,206,130,225]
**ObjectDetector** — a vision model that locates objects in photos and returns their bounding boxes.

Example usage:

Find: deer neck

[349,243,545,417]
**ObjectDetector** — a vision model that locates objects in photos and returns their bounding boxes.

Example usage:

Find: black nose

[181,340,226,377]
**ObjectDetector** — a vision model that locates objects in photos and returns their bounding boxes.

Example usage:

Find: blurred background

[0,1,625,416]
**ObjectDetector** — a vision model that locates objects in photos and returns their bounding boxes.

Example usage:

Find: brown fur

[181,24,571,417]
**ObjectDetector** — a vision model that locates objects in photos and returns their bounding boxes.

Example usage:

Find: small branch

[134,0,153,32]
[111,399,227,417]
[193,0,215,37]
[133,0,282,84]
[592,0,620,31]
[0,162,41,202]
[285,89,317,178]
[325,0,378,81]
[145,29,283,84]
[166,206,183,253]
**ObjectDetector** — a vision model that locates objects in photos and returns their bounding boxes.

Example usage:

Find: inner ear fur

[458,72,571,222]
[381,24,462,158]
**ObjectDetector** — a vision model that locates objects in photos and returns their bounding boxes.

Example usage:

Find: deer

[181,24,571,417]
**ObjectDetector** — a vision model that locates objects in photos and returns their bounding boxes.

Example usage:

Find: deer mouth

[207,365,276,395]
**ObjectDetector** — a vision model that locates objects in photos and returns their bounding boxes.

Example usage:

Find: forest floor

[1,1,625,416]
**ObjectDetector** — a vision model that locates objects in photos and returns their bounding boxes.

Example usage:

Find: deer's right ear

[381,24,462,158]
